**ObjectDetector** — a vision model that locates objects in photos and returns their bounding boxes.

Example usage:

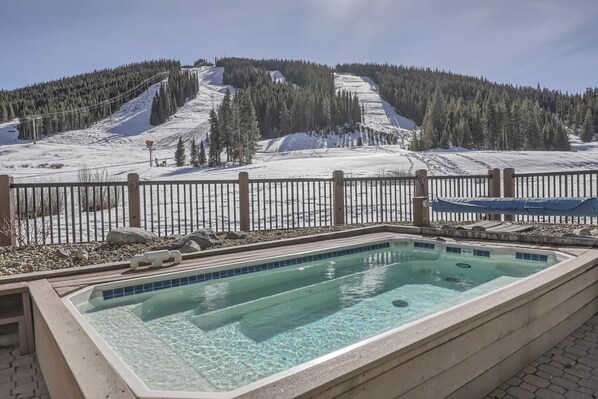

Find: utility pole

[32,117,36,144]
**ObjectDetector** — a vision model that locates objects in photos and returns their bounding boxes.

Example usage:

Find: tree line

[0,60,179,139]
[215,58,361,139]
[208,89,261,165]
[149,68,199,125]
[336,63,597,149]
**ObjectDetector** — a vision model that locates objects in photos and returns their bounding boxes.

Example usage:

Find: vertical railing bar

[78,186,82,242]
[194,183,199,231]
[40,186,46,244]
[32,187,38,244]
[47,187,54,244]
[70,187,76,243]
[107,184,112,237]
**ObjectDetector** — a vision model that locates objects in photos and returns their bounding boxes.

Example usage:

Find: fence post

[127,173,141,228]
[0,175,16,246]
[413,169,429,227]
[239,172,250,231]
[488,168,501,221]
[503,168,515,222]
[413,197,430,227]
[415,169,428,197]
[333,170,345,225]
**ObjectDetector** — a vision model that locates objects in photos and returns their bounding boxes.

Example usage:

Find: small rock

[180,241,201,254]
[591,229,598,237]
[574,228,592,236]
[167,228,223,250]
[55,248,70,258]
[440,224,453,230]
[106,227,157,244]
[471,226,486,232]
[75,249,89,261]
[225,231,247,240]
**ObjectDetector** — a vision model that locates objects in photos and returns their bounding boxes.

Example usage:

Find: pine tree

[581,109,595,142]
[219,90,233,161]
[199,141,206,165]
[174,137,186,166]
[208,109,221,166]
[238,91,261,164]
[189,138,198,166]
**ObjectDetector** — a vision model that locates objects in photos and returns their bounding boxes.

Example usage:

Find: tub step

[83,306,215,391]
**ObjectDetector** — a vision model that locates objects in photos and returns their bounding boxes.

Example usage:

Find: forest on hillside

[336,63,598,151]
[216,58,361,139]
[0,60,179,139]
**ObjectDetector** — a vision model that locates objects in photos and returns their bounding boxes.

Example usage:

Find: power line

[21,71,171,121]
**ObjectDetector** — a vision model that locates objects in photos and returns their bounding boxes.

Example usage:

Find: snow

[268,70,287,84]
[334,73,416,140]
[0,67,597,185]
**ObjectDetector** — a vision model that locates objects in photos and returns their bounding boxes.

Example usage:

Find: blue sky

[1,0,597,93]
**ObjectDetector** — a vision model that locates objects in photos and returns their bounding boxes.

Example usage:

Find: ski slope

[0,67,597,183]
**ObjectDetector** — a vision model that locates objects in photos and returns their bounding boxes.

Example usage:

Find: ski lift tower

[146,140,156,167]
[25,115,43,144]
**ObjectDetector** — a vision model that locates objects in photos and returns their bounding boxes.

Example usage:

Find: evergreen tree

[581,109,595,142]
[199,141,206,165]
[189,138,198,166]
[237,90,261,164]
[219,90,233,161]
[208,109,221,166]
[174,137,186,166]
[0,102,6,122]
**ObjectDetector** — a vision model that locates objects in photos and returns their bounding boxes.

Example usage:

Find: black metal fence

[4,168,597,246]
[10,181,128,246]
[513,169,598,224]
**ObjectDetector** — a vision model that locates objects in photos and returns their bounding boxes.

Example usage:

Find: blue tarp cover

[432,197,598,217]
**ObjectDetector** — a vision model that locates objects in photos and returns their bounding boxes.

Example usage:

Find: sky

[1,0,597,93]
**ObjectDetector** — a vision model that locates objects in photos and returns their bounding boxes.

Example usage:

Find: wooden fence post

[239,172,250,231]
[488,168,501,221]
[333,170,345,225]
[127,173,141,228]
[503,168,515,222]
[0,175,16,246]
[413,197,430,227]
[413,169,429,227]
[415,169,428,197]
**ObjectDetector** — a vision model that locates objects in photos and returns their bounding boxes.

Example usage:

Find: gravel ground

[0,222,595,276]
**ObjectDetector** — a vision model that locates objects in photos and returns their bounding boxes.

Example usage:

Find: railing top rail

[11,181,128,189]
[139,179,240,185]
[513,169,598,178]
[428,174,489,180]
[249,177,333,183]
[344,176,415,182]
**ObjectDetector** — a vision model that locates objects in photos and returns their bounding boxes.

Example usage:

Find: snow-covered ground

[0,67,597,184]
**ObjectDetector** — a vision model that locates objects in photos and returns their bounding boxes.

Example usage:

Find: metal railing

[249,178,334,230]
[512,169,598,224]
[2,168,597,247]
[344,176,415,224]
[10,181,128,246]
[428,174,491,222]
[139,180,240,236]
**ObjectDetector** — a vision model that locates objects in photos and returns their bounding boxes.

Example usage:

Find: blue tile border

[102,242,391,301]
[446,246,462,254]
[515,252,548,262]
[473,249,490,258]
[414,241,435,250]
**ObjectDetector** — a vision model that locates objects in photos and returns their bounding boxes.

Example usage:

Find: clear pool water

[73,241,560,393]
